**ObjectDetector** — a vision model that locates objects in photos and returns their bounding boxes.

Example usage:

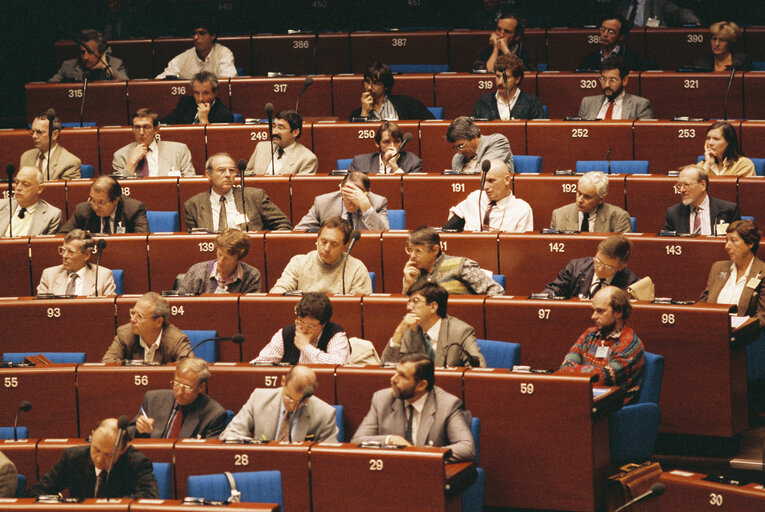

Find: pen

[140,407,149,419]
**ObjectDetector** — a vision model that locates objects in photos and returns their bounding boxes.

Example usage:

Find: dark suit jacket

[183,187,292,232]
[699,258,765,328]
[350,94,435,121]
[543,256,640,299]
[577,47,645,72]
[692,53,752,72]
[27,445,158,499]
[60,196,149,234]
[663,196,741,234]
[161,96,234,124]
[102,323,192,363]
[471,90,546,120]
[347,151,423,174]
[128,389,227,439]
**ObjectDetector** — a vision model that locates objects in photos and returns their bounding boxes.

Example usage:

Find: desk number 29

[369,459,383,470]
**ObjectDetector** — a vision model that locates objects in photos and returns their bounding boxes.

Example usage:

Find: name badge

[233,213,248,226]
[595,345,609,359]
[645,17,660,28]
[168,167,181,176]
[115,223,126,234]
[715,222,729,236]
[746,277,761,290]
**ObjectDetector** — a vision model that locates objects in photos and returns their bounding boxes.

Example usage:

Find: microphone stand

[46,109,55,182]
[265,104,275,176]
[79,71,90,128]
[5,164,13,236]
[288,387,314,442]
[190,334,246,362]
[723,67,736,121]
[341,231,361,294]
[237,159,248,231]
[94,239,106,297]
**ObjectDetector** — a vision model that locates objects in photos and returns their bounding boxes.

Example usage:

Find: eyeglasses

[295,318,322,331]
[28,129,46,136]
[192,29,210,37]
[57,246,81,256]
[451,142,468,151]
[171,380,197,393]
[598,76,620,84]
[599,26,618,36]
[593,257,618,273]
[674,181,700,192]
[407,296,425,305]
[87,196,113,208]
[404,246,431,257]
[129,308,154,321]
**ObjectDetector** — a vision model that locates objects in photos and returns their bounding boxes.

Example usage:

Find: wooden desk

[25,82,128,126]
[658,470,765,511]
[0,498,130,510]
[0,439,39,482]
[131,500,280,512]
[0,238,32,297]
[639,71,744,120]
[228,76,333,119]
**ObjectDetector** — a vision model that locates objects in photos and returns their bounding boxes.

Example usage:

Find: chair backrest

[226,409,236,426]
[751,158,765,176]
[333,404,345,442]
[0,427,28,440]
[62,122,97,128]
[630,217,636,232]
[470,416,480,466]
[111,269,124,295]
[152,462,172,499]
[388,64,448,73]
[146,211,180,233]
[388,209,406,229]
[575,160,649,174]
[16,474,26,498]
[513,155,543,173]
[336,158,353,170]
[80,164,95,179]
[182,330,218,363]
[492,274,506,289]
[475,339,521,370]
[188,470,283,508]
[368,272,376,293]
[427,106,444,120]
[232,113,244,123]
[635,352,664,404]
[2,352,86,364]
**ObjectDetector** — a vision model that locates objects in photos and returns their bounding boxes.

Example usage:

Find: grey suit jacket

[245,141,318,175]
[184,187,292,232]
[295,190,389,231]
[127,389,227,440]
[381,315,487,368]
[49,55,129,82]
[0,199,62,236]
[700,258,765,328]
[0,451,17,498]
[351,386,475,463]
[102,323,192,363]
[112,140,196,177]
[347,151,423,174]
[451,133,514,173]
[220,387,338,442]
[578,93,654,120]
[37,263,116,296]
[20,146,81,180]
[550,202,632,233]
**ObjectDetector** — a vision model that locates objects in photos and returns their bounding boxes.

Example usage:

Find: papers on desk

[592,388,609,398]
[730,315,751,329]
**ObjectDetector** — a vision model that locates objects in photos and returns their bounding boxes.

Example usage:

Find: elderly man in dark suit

[578,57,653,120]
[664,165,740,235]
[472,54,546,120]
[61,176,148,234]
[347,121,422,174]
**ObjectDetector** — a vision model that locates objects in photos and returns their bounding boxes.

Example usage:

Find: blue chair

[541,104,549,117]
[0,427,28,439]
[368,272,376,293]
[462,416,485,512]
[476,339,521,370]
[111,269,124,295]
[576,160,649,174]
[609,352,664,463]
[336,158,353,170]
[226,409,236,426]
[152,462,172,499]
[62,122,96,128]
[188,470,283,508]
[388,64,448,73]
[388,209,406,229]
[752,158,765,176]
[182,330,218,363]
[427,107,444,119]
[470,417,480,466]
[513,155,543,173]
[492,274,506,289]
[80,164,95,178]
[750,61,765,71]
[333,405,345,442]
[2,352,86,364]
[742,216,755,222]
[147,211,180,233]
[16,474,26,498]
[236,67,245,77]
[630,217,637,232]
[232,113,244,123]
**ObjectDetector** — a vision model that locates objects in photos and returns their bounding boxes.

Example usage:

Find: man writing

[0,166,62,236]
[161,71,234,125]
[20,113,81,180]
[447,117,514,174]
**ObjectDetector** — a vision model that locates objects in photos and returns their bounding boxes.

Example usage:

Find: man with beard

[351,353,475,462]
[244,110,317,175]
[577,57,653,120]
[664,165,740,235]
[559,287,644,404]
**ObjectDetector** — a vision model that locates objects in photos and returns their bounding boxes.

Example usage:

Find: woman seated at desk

[698,121,755,177]
[692,21,751,72]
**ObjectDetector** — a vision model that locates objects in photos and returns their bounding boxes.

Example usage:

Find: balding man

[443,160,532,232]
[27,417,158,499]
[664,165,740,235]
[220,365,339,443]
[447,117,514,174]
[549,171,631,233]
[61,176,149,234]
[0,166,62,236]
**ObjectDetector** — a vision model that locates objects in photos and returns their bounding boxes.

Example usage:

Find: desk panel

[315,33,352,75]
[740,121,765,160]
[743,72,765,119]
[25,82,128,126]
[205,125,285,170]
[110,39,155,79]
[0,439,38,482]
[658,470,765,511]
[132,501,279,512]
[639,71,744,119]
[127,79,230,121]
[368,175,403,210]
[400,174,480,228]
[0,498,130,510]
[535,72,638,119]
[349,31,447,72]
[251,33,319,75]
[66,178,179,217]
[0,238,31,297]
[546,28,643,71]
[738,177,765,225]
[228,76,333,119]
[42,181,68,218]
[633,120,711,173]
[331,74,435,122]
[643,28,711,70]
[288,175,341,221]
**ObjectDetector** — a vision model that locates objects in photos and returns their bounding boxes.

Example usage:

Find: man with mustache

[244,110,318,175]
[577,57,653,120]
[664,165,740,235]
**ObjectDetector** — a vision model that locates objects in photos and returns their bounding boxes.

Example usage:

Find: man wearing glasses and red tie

[578,57,653,120]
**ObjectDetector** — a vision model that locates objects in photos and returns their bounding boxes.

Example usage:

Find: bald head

[14,166,44,208]
[483,159,512,202]
[90,417,128,470]
[285,365,318,392]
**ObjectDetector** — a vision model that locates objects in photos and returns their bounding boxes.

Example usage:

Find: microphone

[295,76,314,113]
[45,109,56,181]
[94,239,107,297]
[341,230,362,294]
[237,158,248,231]
[288,386,315,442]
[443,343,480,368]
[13,401,32,441]
[104,415,129,498]
[478,159,491,230]
[723,67,736,121]
[189,334,246,362]
[5,163,13,236]
[265,103,276,176]
[613,482,666,512]
[395,132,413,157]
[606,147,612,175]
[501,70,512,118]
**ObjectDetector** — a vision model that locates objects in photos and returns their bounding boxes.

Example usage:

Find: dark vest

[281,321,345,364]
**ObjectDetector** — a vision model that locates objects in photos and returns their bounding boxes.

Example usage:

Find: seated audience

[244,110,317,175]
[664,165,740,235]
[61,176,149,234]
[156,23,236,79]
[295,171,389,232]
[176,228,261,294]
[349,62,435,122]
[270,216,373,295]
[577,14,644,72]
[578,57,653,120]
[698,121,755,177]
[542,235,639,299]
[347,121,423,174]
[102,292,192,363]
[1,166,62,236]
[37,229,115,296]
[49,29,129,82]
[185,153,292,232]
[113,108,196,177]
[252,292,350,364]
[161,71,234,125]
[21,112,81,180]
[614,0,701,27]
[473,12,535,72]
[699,220,764,328]
[549,171,632,233]
[403,226,504,295]
[447,117,514,174]
[693,21,751,72]
[443,159,533,232]
[472,54,545,120]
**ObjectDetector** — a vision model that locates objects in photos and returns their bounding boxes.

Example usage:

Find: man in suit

[49,29,129,82]
[20,113,81,181]
[113,108,196,177]
[577,14,644,72]
[161,71,234,125]
[245,110,317,175]
[185,153,292,231]
[0,451,17,498]
[351,353,475,463]
[128,357,227,439]
[471,54,546,120]
[664,165,741,235]
[614,0,701,27]
[382,282,486,367]
[61,176,149,234]
[349,62,435,122]
[220,365,339,442]
[347,121,422,174]
[1,166,62,236]
[27,417,158,499]
[447,116,514,173]
[578,57,653,120]
[37,229,116,296]
[295,171,389,231]
[549,171,632,233]
[102,292,192,363]
[473,12,535,72]
[542,234,639,299]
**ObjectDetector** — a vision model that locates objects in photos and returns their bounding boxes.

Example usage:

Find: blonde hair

[709,21,740,45]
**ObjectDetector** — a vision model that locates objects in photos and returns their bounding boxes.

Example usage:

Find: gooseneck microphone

[443,343,480,368]
[45,109,56,181]
[613,482,665,512]
[265,103,276,176]
[288,386,315,442]
[501,70,512,118]
[295,76,314,113]
[189,333,246,356]
[93,239,107,297]
[6,163,14,236]
[723,67,736,121]
[13,400,32,441]
[341,230,362,294]
[237,159,248,231]
[104,415,130,498]
[478,159,491,229]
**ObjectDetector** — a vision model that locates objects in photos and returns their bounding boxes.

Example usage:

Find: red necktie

[138,157,150,177]
[604,101,615,120]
